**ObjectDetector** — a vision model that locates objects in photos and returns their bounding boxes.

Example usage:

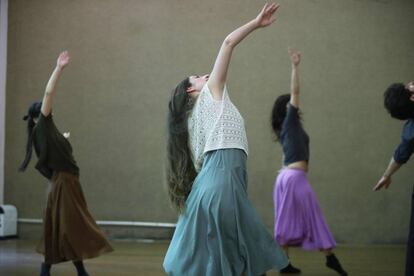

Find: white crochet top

[188,84,249,171]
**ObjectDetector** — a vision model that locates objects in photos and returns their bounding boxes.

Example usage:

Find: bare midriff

[287,160,308,172]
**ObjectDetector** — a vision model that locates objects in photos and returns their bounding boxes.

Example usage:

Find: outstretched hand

[57,51,70,69]
[255,3,280,28]
[288,48,301,66]
[373,176,391,191]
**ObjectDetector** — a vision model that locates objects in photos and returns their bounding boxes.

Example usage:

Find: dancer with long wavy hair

[164,3,288,275]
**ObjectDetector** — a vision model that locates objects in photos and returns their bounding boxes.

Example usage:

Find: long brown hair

[166,78,197,212]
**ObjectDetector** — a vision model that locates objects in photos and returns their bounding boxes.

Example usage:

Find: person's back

[280,103,309,166]
[32,113,79,179]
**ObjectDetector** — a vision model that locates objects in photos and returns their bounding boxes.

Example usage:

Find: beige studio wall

[5,0,414,243]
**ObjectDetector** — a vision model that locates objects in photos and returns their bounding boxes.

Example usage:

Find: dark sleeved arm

[34,114,50,162]
[283,104,300,128]
[33,113,53,179]
[393,121,414,164]
[394,137,414,164]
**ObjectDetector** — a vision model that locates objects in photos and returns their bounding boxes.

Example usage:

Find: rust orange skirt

[36,171,113,264]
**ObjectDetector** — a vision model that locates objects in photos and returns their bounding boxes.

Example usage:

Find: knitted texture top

[188,84,248,171]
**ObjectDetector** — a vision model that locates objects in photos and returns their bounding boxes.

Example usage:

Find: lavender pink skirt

[273,168,336,250]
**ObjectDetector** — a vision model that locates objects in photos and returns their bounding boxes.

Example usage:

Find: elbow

[223,36,235,48]
[393,156,405,166]
[291,89,300,96]
[44,89,54,96]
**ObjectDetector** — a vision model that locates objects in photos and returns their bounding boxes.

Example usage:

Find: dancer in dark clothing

[271,49,347,275]
[373,81,414,276]
[19,51,113,276]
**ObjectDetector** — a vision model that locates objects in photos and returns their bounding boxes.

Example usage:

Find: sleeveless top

[33,113,79,179]
[280,104,309,166]
[188,84,248,171]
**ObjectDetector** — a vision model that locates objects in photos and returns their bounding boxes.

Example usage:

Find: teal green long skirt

[163,149,288,276]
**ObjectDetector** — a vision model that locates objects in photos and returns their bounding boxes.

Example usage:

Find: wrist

[56,65,64,71]
[251,18,261,29]
[383,174,391,179]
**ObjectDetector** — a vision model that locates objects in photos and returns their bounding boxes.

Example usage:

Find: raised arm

[288,48,301,108]
[208,3,280,100]
[41,51,70,117]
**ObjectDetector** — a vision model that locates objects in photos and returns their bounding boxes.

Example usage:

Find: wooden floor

[0,239,405,275]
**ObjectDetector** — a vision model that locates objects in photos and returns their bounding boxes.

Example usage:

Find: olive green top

[33,113,79,179]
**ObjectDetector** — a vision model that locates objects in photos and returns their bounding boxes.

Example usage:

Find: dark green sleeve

[33,113,53,179]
